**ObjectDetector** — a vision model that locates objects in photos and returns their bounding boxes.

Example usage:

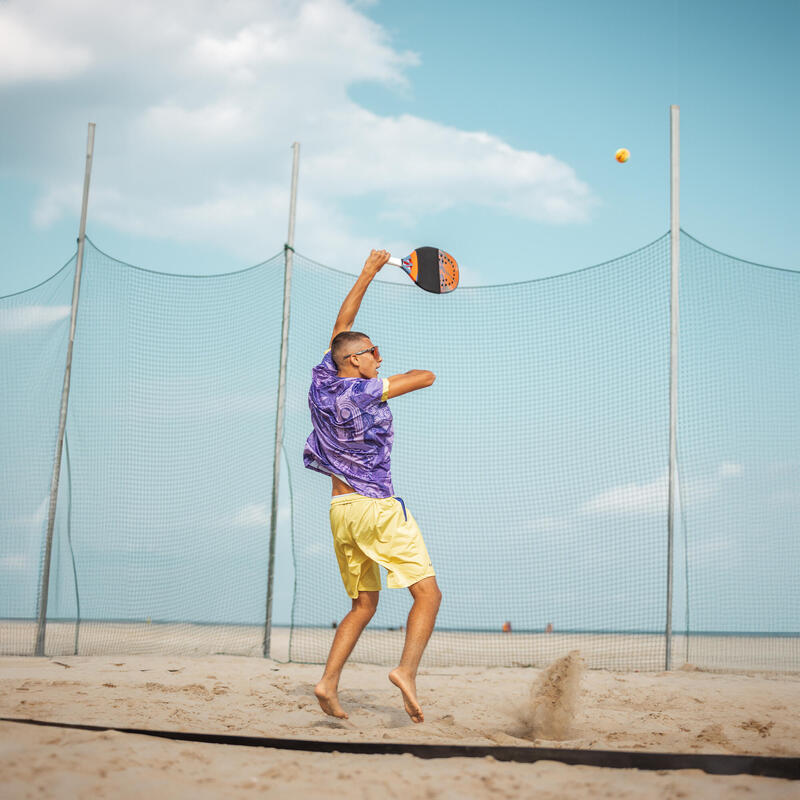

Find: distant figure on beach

[502,621,512,633]
[546,622,554,633]
[303,249,441,724]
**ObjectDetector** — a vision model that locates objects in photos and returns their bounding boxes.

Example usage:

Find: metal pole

[264,142,300,658]
[35,122,96,656]
[666,105,680,671]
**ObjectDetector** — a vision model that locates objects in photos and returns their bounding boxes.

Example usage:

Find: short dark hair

[331,331,370,370]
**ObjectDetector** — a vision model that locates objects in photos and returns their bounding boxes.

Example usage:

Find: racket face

[399,247,459,293]
[437,250,459,292]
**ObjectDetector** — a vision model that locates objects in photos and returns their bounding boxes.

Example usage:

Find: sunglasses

[346,345,380,360]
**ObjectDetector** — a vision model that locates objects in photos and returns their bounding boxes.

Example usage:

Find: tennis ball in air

[615,148,630,163]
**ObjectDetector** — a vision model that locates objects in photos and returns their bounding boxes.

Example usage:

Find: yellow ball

[615,148,630,163]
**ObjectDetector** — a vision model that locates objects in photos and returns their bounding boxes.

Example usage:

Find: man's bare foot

[314,680,348,719]
[389,667,424,723]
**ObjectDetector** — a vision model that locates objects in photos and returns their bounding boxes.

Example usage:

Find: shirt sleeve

[350,377,387,410]
[318,351,336,372]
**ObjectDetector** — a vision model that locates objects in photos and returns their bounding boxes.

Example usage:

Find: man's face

[350,338,382,379]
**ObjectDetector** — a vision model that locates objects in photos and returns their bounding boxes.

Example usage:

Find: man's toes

[315,688,348,719]
[321,701,348,719]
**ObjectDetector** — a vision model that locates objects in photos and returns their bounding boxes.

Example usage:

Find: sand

[2,646,799,798]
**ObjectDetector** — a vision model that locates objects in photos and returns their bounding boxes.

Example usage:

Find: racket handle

[387,256,402,267]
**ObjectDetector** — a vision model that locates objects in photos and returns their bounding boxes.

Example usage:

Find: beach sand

[2,643,799,798]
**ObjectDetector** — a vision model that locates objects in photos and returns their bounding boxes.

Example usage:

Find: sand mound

[519,650,585,740]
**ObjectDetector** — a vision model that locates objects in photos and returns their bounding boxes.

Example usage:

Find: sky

[1,0,798,297]
[1,0,799,640]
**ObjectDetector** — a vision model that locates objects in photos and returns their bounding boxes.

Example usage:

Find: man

[303,248,442,724]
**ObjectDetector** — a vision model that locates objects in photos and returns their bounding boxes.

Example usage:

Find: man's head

[331,331,382,378]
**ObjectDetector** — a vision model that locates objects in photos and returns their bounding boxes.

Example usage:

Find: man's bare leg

[389,576,441,723]
[314,590,379,719]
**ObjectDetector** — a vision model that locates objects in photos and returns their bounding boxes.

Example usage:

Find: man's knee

[411,576,441,606]
[352,591,379,617]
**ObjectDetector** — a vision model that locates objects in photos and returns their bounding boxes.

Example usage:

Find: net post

[666,105,680,671]
[264,142,300,658]
[35,122,96,657]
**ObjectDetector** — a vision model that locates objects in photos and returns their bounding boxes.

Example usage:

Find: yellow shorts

[329,493,435,599]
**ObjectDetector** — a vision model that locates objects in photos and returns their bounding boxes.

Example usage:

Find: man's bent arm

[330,249,390,347]
[386,370,436,399]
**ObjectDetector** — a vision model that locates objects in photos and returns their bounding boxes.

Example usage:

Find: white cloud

[0,305,71,332]
[10,497,49,527]
[0,554,29,570]
[0,8,91,85]
[231,502,290,527]
[33,184,83,228]
[141,103,252,145]
[232,503,268,527]
[2,0,595,278]
[581,467,731,515]
[582,473,668,515]
[718,462,743,477]
[522,516,570,533]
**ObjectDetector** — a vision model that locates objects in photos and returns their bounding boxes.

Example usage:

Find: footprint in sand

[740,719,774,738]
[693,723,733,750]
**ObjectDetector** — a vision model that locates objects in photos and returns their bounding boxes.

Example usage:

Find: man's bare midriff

[331,474,357,496]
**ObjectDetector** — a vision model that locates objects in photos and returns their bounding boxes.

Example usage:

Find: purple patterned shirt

[303,351,394,498]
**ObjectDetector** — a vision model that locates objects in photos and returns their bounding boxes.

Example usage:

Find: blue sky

[1,1,798,640]
[1,0,797,297]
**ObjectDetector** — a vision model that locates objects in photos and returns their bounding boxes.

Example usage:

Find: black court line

[2,717,798,780]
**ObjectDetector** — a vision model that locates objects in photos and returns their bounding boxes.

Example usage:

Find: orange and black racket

[388,247,459,294]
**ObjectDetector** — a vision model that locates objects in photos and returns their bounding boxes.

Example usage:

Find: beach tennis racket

[387,247,459,294]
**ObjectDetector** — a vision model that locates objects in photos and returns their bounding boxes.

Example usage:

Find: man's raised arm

[329,249,391,347]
